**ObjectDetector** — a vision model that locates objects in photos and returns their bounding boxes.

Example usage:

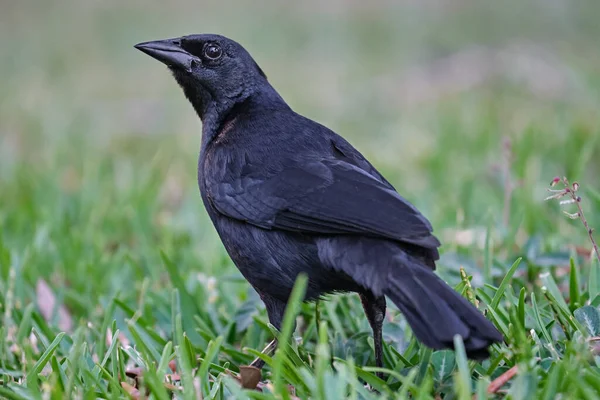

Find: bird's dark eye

[203,44,223,60]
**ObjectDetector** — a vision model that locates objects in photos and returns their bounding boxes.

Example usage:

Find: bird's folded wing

[207,159,440,249]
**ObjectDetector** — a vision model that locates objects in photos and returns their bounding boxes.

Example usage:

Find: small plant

[546,176,600,264]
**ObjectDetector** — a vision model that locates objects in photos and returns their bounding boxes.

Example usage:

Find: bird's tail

[384,256,503,359]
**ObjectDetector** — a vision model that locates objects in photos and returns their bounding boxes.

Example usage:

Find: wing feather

[208,158,440,250]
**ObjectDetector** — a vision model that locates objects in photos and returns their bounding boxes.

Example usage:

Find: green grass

[2,0,600,398]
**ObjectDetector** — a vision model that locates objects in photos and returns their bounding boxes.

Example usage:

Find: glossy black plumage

[135,34,503,367]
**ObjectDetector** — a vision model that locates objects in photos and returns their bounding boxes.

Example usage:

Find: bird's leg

[360,293,387,380]
[250,291,287,369]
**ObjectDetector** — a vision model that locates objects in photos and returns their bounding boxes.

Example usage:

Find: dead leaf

[239,365,262,389]
[121,381,142,399]
[169,359,177,373]
[36,279,73,332]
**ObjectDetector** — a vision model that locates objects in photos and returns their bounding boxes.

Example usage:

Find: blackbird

[134,34,503,370]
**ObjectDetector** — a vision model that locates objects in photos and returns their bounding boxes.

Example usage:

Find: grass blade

[26,332,65,384]
[491,257,522,310]
[272,274,308,398]
[198,336,223,395]
[453,335,471,400]
[569,257,581,310]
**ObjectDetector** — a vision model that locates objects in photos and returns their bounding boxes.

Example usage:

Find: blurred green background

[1,0,600,396]
[3,0,599,262]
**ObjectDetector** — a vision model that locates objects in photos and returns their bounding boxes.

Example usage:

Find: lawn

[1,1,600,398]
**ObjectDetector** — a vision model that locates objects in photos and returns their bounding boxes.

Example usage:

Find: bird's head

[135,34,270,121]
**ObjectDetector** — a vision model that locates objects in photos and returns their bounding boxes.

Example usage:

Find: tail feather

[384,258,503,359]
[317,236,503,359]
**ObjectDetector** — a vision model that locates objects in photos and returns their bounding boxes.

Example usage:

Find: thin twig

[546,177,600,265]
[572,194,600,265]
[487,365,518,394]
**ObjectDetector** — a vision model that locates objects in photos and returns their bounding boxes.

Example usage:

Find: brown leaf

[36,279,73,332]
[169,359,177,373]
[121,381,142,399]
[239,365,262,389]
[225,368,300,399]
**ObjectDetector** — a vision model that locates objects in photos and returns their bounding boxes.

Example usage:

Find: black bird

[134,34,503,369]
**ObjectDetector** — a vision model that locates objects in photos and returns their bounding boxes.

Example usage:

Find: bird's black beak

[134,38,195,72]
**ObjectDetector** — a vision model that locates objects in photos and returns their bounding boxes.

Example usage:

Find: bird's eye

[204,44,223,60]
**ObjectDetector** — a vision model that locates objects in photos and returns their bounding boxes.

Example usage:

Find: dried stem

[546,177,600,265]
[487,365,518,394]
[573,196,600,266]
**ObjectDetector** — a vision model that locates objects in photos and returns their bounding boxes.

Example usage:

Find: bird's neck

[199,83,289,151]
